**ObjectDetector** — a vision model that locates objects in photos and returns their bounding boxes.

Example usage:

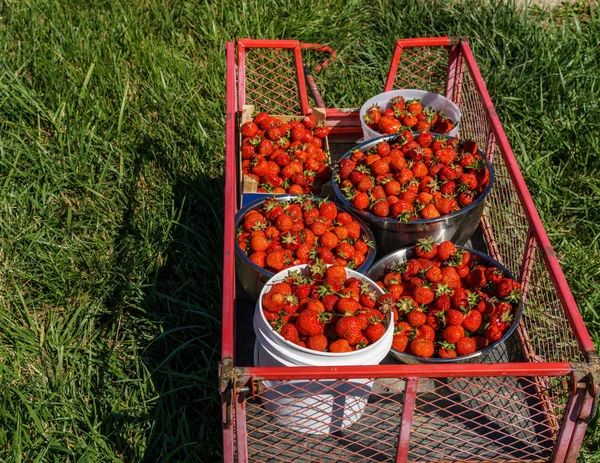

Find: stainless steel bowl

[331,133,495,257]
[235,195,377,301]
[366,245,523,364]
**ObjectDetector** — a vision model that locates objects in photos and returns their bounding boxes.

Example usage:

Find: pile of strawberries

[376,239,521,359]
[262,264,390,352]
[237,196,374,274]
[363,96,456,135]
[240,112,331,194]
[335,132,490,221]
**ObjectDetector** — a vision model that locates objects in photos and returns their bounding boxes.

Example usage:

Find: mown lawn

[0,0,598,461]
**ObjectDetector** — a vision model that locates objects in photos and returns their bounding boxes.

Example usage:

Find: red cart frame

[221,37,598,462]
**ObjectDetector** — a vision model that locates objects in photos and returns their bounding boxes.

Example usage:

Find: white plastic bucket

[359,89,461,141]
[254,265,394,434]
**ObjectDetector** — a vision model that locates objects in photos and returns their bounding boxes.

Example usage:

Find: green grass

[0,0,598,461]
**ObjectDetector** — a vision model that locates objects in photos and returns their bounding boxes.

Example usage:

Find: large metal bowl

[366,245,523,364]
[235,195,377,301]
[331,133,495,257]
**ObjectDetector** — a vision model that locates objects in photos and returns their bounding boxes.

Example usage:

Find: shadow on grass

[100,133,225,462]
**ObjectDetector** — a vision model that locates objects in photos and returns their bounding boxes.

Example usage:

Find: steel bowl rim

[234,195,378,278]
[331,133,495,226]
[366,244,524,364]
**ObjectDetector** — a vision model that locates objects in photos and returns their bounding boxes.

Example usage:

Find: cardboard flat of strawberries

[239,105,334,206]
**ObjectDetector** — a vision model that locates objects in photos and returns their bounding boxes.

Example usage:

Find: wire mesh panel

[409,375,571,462]
[240,47,304,115]
[242,374,571,463]
[456,68,490,150]
[391,46,449,95]
[245,377,407,462]
[519,237,586,363]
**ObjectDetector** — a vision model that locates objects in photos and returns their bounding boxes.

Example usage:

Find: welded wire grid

[456,68,490,150]
[410,375,570,462]
[519,237,586,363]
[392,46,448,95]
[245,377,407,462]
[243,374,569,462]
[242,47,303,115]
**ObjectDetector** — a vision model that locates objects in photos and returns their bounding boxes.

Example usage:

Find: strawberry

[336,297,361,315]
[437,241,456,261]
[392,333,409,352]
[496,278,521,302]
[336,316,363,344]
[438,343,458,359]
[415,237,437,259]
[307,335,328,352]
[445,309,465,326]
[462,310,482,333]
[372,200,390,217]
[466,267,487,288]
[410,338,434,358]
[485,267,504,283]
[329,339,354,353]
[407,309,426,328]
[295,309,325,336]
[365,322,386,343]
[413,286,435,305]
[440,266,461,289]
[418,324,436,341]
[424,265,442,283]
[279,323,299,343]
[443,325,465,344]
[455,337,477,356]
[420,204,440,219]
[241,121,259,138]
[353,192,370,210]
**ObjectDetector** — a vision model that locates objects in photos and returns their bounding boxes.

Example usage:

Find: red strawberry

[329,339,353,353]
[443,325,465,344]
[455,337,477,356]
[413,286,435,305]
[445,309,465,326]
[392,333,409,352]
[410,338,434,358]
[462,310,482,333]
[407,309,426,328]
[307,335,328,352]
[438,344,458,359]
[437,241,456,261]
[415,237,437,259]
[336,316,363,344]
[365,322,386,343]
[466,267,487,288]
[296,309,325,336]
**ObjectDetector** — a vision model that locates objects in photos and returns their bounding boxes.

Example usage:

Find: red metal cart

[221,37,598,462]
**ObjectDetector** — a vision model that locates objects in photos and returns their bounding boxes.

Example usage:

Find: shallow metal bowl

[235,195,377,301]
[366,245,523,364]
[331,133,495,257]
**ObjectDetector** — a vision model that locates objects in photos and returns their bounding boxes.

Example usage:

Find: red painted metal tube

[300,43,337,72]
[222,41,237,361]
[238,38,299,48]
[245,362,573,381]
[395,378,418,463]
[384,41,403,91]
[293,45,310,115]
[235,392,249,463]
[460,42,596,357]
[395,37,454,48]
[237,42,246,115]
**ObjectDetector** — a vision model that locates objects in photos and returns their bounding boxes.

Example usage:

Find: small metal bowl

[366,245,523,364]
[235,195,377,301]
[331,133,495,257]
